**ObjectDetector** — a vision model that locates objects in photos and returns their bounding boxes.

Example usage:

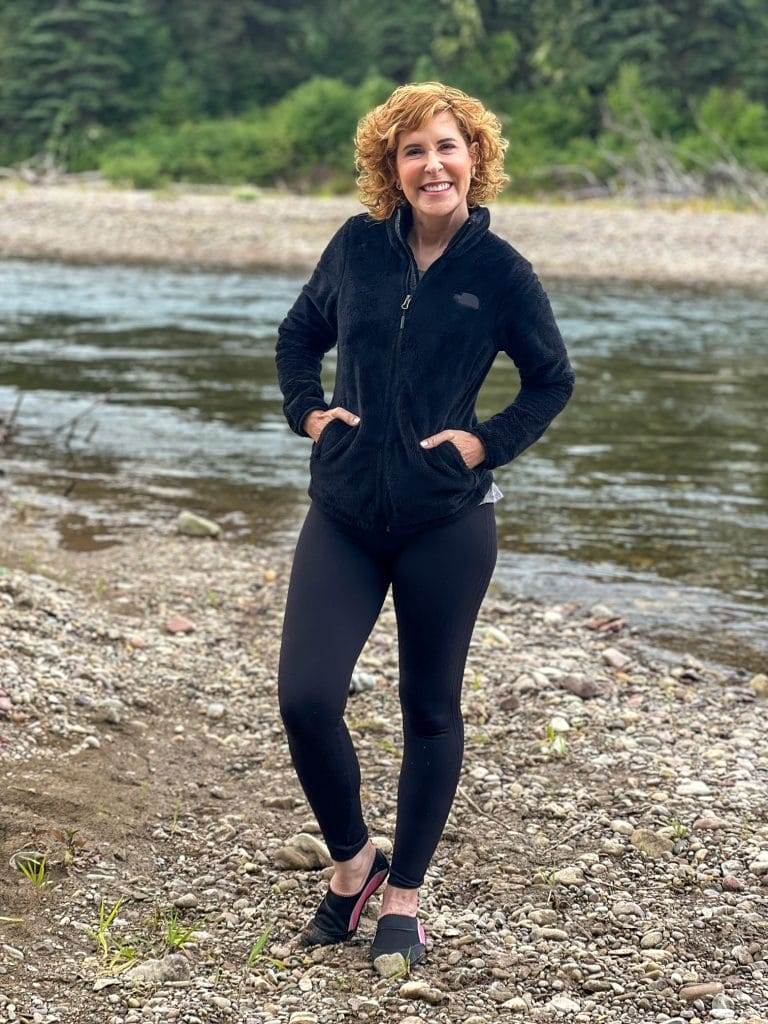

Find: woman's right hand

[304,407,361,442]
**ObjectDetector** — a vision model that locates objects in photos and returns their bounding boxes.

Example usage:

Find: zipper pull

[399,293,412,330]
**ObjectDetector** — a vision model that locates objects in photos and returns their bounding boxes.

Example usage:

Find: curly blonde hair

[354,81,509,220]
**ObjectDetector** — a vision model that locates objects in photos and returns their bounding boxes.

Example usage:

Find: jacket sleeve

[275,218,350,437]
[472,259,575,472]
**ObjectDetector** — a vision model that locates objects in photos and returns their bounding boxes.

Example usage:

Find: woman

[275,81,575,966]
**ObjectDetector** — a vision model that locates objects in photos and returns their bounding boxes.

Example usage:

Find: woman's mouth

[420,182,453,195]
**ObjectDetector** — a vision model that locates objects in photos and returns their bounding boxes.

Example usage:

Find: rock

[722,875,745,891]
[631,828,674,857]
[693,815,727,830]
[176,511,221,538]
[557,674,601,699]
[372,952,407,978]
[173,893,198,909]
[124,953,189,986]
[288,1014,319,1024]
[273,833,331,870]
[399,980,446,1004]
[482,625,511,647]
[349,670,376,694]
[93,977,121,991]
[748,855,768,876]
[206,702,227,720]
[501,997,529,1012]
[552,866,585,886]
[678,981,724,1000]
[548,715,570,733]
[548,994,580,1012]
[601,647,631,669]
[677,779,711,795]
[92,698,124,725]
[541,927,569,940]
[166,614,195,634]
[748,673,768,698]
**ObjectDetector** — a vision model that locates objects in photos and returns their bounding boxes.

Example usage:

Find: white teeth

[422,182,451,192]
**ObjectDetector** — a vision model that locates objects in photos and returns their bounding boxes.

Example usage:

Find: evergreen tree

[0,0,162,165]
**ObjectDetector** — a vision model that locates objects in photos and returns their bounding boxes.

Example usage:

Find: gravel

[1,182,766,288]
[1,494,767,1022]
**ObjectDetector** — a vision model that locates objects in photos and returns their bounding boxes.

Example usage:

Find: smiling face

[394,109,479,220]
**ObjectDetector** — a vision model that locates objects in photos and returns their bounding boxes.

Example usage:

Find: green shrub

[100,149,167,188]
[678,87,768,171]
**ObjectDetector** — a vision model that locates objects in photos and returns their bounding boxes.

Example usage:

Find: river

[1,258,766,674]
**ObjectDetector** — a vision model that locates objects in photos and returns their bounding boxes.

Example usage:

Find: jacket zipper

[380,288,414,531]
[378,207,468,530]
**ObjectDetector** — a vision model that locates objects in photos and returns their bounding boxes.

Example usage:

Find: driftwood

[51,387,114,451]
[0,391,24,444]
[598,104,768,210]
[2,387,114,452]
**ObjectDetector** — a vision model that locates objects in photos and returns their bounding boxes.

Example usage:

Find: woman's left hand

[420,430,486,469]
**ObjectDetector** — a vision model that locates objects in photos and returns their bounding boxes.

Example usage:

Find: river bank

[1,500,767,1022]
[1,182,767,288]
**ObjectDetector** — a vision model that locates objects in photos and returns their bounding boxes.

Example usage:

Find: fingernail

[420,440,429,447]
[353,416,360,424]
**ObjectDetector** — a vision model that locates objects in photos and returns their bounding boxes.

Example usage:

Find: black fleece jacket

[275,201,576,533]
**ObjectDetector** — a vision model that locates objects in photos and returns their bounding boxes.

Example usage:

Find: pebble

[399,981,446,1004]
[552,866,585,886]
[679,982,725,1000]
[4,504,768,1023]
[601,647,631,669]
[631,828,674,857]
[124,954,190,986]
[176,511,221,538]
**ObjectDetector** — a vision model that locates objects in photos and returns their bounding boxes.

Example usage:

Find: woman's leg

[385,503,497,905]
[278,502,390,880]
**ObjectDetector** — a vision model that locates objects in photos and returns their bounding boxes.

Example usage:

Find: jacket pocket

[313,417,354,461]
[429,439,474,476]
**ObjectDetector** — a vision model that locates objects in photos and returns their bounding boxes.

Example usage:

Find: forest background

[1,0,767,207]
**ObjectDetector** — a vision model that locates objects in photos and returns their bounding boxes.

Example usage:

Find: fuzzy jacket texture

[275,201,576,533]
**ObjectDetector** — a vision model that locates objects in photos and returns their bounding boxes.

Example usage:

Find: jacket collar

[386,201,490,262]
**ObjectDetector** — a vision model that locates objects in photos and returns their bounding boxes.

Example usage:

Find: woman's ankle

[329,838,375,894]
[380,881,420,917]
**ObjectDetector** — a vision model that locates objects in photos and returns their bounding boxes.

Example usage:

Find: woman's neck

[407,205,468,255]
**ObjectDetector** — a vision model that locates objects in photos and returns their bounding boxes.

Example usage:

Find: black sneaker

[296,846,390,947]
[369,912,427,965]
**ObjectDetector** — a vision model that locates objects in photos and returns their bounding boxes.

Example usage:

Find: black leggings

[277,499,497,889]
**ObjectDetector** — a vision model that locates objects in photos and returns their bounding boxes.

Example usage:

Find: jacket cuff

[472,421,511,472]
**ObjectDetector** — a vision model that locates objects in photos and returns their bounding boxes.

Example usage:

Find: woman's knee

[278,680,344,735]
[401,699,459,738]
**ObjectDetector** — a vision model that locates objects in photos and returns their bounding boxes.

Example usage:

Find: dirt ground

[1,497,767,1023]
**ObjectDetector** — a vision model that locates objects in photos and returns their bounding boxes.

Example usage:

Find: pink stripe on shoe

[417,920,427,945]
[347,868,388,932]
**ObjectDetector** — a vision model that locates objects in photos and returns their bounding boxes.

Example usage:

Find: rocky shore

[1,500,767,1023]
[1,182,767,288]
